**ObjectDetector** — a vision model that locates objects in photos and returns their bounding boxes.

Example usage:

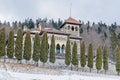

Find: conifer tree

[15,28,23,63]
[96,45,102,73]
[0,28,6,60]
[7,29,14,59]
[33,33,40,65]
[49,35,55,63]
[103,45,108,74]
[80,41,86,71]
[23,30,31,63]
[116,47,120,75]
[87,43,93,72]
[65,37,71,66]
[40,32,48,65]
[72,42,78,68]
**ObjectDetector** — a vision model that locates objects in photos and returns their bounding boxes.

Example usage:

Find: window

[71,26,74,31]
[68,26,70,30]
[75,27,78,31]
[65,27,66,29]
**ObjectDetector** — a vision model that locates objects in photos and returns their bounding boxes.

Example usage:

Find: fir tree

[103,45,108,74]
[33,33,40,65]
[96,45,102,73]
[80,41,86,71]
[40,32,48,65]
[72,42,78,69]
[116,47,120,75]
[15,28,23,63]
[23,30,31,63]
[49,35,55,63]
[87,43,93,72]
[7,29,14,59]
[0,28,6,60]
[65,37,71,66]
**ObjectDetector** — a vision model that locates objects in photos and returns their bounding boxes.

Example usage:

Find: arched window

[61,44,65,54]
[68,26,70,30]
[56,44,60,54]
[71,26,74,31]
[75,27,78,31]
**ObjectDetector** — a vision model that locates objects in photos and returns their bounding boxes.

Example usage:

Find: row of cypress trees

[0,28,58,65]
[65,38,108,73]
[0,28,119,75]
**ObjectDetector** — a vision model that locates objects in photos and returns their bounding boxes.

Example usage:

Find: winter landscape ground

[0,59,119,80]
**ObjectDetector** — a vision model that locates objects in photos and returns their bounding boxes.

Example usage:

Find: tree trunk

[97,70,99,73]
[20,60,22,64]
[4,57,6,62]
[82,67,84,72]
[77,65,78,71]
[17,60,19,64]
[90,68,91,72]
[43,63,45,67]
[9,59,10,63]
[71,64,72,70]
[118,72,119,75]
[26,60,27,64]
[36,62,38,66]
[105,70,106,74]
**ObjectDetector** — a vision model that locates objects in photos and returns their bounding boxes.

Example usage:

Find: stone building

[23,17,82,54]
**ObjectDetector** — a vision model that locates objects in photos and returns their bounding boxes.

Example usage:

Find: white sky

[0,0,120,25]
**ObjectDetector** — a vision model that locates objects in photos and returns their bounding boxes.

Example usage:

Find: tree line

[0,28,120,75]
[0,18,63,29]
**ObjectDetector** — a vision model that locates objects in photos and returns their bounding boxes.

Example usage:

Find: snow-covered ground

[0,62,120,80]
[0,69,119,80]
[0,59,119,80]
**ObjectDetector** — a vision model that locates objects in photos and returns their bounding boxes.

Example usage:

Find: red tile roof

[65,17,80,24]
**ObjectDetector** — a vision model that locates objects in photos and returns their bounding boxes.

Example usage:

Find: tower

[60,17,81,37]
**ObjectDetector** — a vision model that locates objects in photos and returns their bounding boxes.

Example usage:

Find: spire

[70,3,72,17]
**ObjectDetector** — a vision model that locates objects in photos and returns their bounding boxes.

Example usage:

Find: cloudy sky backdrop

[0,0,120,24]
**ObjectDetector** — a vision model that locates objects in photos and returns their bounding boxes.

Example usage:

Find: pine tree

[7,29,14,60]
[33,33,40,65]
[96,45,102,73]
[116,47,120,75]
[65,37,71,66]
[72,42,78,69]
[49,35,55,63]
[80,41,86,71]
[15,28,23,63]
[23,30,31,63]
[0,28,6,60]
[103,45,108,74]
[40,32,48,65]
[87,43,93,72]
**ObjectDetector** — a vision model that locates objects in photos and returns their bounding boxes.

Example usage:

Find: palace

[23,17,82,54]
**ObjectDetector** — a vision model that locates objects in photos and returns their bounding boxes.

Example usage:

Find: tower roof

[59,17,81,28]
[65,17,80,25]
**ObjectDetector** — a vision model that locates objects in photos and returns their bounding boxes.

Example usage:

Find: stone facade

[22,17,82,54]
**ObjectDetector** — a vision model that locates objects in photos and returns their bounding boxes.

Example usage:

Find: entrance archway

[56,44,60,54]
[61,44,65,54]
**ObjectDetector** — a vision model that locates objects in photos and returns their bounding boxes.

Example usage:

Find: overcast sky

[0,0,120,25]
